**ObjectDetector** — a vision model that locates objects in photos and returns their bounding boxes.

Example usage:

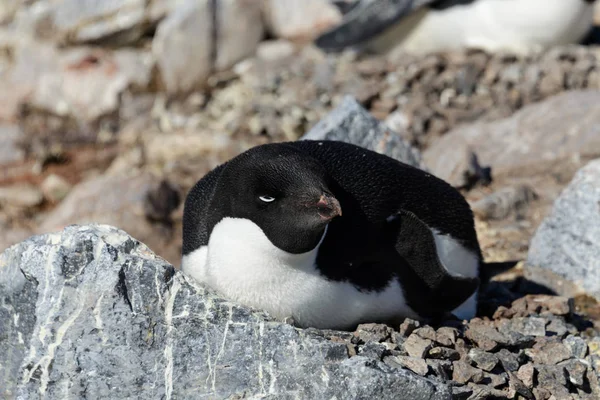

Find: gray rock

[563,359,588,387]
[153,0,263,94]
[498,317,546,337]
[471,185,538,220]
[301,96,425,169]
[564,335,588,359]
[529,339,572,365]
[353,323,393,343]
[467,348,498,372]
[0,224,451,399]
[527,158,600,300]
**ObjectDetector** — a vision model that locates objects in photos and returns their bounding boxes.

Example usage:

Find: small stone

[403,334,434,359]
[563,359,587,387]
[414,326,437,342]
[564,335,588,359]
[588,337,600,357]
[541,296,574,316]
[505,317,546,337]
[353,323,392,343]
[483,371,507,388]
[468,348,499,372]
[452,360,484,384]
[507,371,534,399]
[358,342,387,359]
[535,364,567,388]
[385,355,429,376]
[390,332,405,346]
[426,359,452,380]
[427,347,460,361]
[546,318,568,338]
[435,327,458,347]
[517,363,536,388]
[40,174,72,203]
[0,184,44,209]
[530,339,572,365]
[465,320,504,351]
[399,318,421,338]
[451,385,473,400]
[496,349,521,372]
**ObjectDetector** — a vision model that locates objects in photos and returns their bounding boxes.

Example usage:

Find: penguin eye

[259,195,276,203]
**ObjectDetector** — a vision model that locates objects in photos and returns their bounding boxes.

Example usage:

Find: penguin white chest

[180,217,417,329]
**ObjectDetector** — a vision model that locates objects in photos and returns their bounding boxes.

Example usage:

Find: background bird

[317,0,596,55]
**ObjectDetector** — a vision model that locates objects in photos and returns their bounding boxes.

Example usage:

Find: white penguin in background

[317,0,597,55]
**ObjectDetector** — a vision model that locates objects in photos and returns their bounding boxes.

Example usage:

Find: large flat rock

[0,224,450,399]
[423,90,600,187]
[527,159,600,300]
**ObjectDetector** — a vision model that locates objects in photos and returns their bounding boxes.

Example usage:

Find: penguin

[181,140,482,330]
[316,0,596,56]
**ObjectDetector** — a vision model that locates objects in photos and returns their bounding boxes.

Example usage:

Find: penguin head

[211,144,342,254]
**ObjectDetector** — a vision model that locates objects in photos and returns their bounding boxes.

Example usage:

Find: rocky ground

[1,2,600,398]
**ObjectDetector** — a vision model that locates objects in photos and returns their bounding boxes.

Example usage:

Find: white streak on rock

[93,293,108,345]
[163,277,181,400]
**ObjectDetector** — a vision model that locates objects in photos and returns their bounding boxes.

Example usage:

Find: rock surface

[424,90,600,186]
[153,0,263,94]
[2,225,599,398]
[301,96,425,169]
[527,159,600,300]
[0,224,450,399]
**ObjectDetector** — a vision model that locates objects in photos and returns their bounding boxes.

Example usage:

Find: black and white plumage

[317,0,596,56]
[181,140,481,330]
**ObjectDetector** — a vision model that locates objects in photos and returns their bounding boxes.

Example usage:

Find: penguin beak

[316,194,342,220]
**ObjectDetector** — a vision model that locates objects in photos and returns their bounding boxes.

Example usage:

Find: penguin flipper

[392,209,480,313]
[182,163,228,255]
[315,0,434,51]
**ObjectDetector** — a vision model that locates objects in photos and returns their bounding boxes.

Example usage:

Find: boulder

[423,91,600,187]
[526,159,600,300]
[262,0,342,41]
[153,0,263,94]
[301,96,425,169]
[0,224,450,399]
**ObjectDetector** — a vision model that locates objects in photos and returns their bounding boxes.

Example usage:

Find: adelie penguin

[181,140,482,330]
[317,0,596,56]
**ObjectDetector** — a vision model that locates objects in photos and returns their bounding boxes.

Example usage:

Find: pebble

[517,363,536,389]
[452,360,484,384]
[403,334,433,359]
[529,339,572,365]
[468,348,499,372]
[398,318,421,338]
[41,174,72,203]
[353,323,392,344]
[427,346,460,361]
[564,335,588,359]
[0,184,44,209]
[385,355,429,376]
